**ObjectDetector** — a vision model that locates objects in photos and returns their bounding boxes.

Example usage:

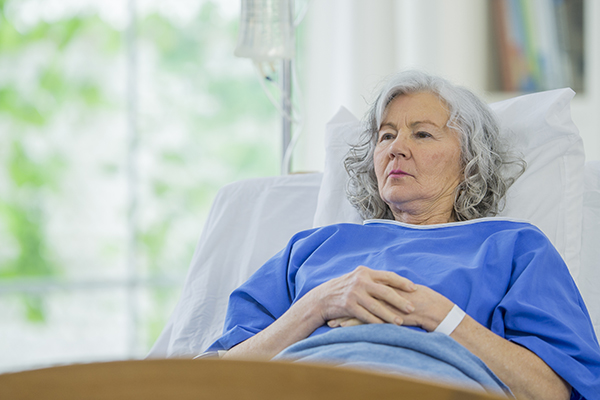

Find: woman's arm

[451,314,571,400]
[330,284,571,400]
[224,266,416,359]
[222,291,325,359]
[224,267,570,400]
[395,285,570,400]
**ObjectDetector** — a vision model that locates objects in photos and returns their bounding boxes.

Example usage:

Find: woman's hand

[305,265,419,327]
[395,284,454,331]
[223,265,418,360]
[328,283,454,332]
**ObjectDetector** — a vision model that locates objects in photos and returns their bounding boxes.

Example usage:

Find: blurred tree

[0,0,278,358]
[0,5,118,321]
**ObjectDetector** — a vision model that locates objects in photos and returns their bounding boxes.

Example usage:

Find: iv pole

[281,59,292,173]
[234,0,297,175]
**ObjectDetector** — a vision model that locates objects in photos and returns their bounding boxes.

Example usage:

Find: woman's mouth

[389,169,411,177]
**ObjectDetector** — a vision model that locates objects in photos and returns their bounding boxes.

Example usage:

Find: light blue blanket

[273,324,513,398]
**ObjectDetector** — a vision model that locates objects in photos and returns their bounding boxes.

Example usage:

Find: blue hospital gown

[207,218,600,399]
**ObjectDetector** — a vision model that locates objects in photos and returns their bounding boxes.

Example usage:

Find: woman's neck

[390,204,456,225]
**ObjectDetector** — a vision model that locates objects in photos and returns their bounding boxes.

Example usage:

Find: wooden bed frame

[0,358,507,399]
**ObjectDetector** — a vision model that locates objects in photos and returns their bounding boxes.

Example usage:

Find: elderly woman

[206,71,600,400]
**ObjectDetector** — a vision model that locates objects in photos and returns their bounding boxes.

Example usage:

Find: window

[0,0,279,372]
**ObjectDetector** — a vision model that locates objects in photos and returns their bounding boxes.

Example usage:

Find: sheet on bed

[273,324,512,398]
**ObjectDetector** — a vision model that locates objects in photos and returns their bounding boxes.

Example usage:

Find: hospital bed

[150,87,600,359]
[144,88,599,395]
[1,89,599,398]
[150,86,600,393]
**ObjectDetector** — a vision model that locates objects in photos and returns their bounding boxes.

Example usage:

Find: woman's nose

[389,135,410,159]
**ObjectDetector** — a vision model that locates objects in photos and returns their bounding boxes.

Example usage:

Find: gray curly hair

[344,70,526,221]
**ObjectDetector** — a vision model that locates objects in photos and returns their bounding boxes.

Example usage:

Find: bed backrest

[149,173,322,357]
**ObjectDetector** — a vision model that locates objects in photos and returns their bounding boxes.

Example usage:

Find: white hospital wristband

[433,304,466,336]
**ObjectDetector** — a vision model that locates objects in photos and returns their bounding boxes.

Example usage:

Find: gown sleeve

[205,228,319,352]
[490,225,600,400]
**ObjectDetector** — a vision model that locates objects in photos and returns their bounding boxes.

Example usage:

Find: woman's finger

[357,293,407,325]
[348,267,415,315]
[366,281,415,314]
[328,317,364,328]
[347,301,388,325]
[327,317,352,327]
[315,266,413,326]
[368,268,417,292]
[340,318,364,327]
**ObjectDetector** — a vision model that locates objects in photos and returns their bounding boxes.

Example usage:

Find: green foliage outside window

[0,0,278,359]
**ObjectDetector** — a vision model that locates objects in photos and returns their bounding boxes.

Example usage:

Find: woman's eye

[379,133,394,141]
[415,131,432,139]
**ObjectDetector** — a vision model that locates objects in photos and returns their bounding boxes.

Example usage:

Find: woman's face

[373,92,463,224]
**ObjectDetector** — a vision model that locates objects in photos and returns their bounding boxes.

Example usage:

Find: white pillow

[312,89,585,276]
[312,107,364,226]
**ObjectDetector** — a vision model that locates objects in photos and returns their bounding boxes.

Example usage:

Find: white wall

[295,0,599,172]
[572,0,600,163]
[297,0,397,172]
[394,0,488,92]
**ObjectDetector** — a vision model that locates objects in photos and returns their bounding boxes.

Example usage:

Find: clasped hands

[307,265,453,332]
